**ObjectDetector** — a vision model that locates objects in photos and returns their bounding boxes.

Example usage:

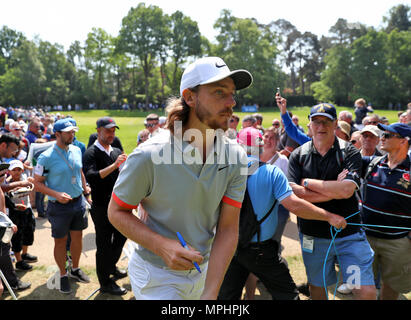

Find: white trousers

[129,251,208,300]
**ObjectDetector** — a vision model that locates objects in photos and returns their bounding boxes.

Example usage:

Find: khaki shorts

[367,235,411,293]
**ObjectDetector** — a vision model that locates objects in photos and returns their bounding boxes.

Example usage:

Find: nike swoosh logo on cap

[215,63,226,68]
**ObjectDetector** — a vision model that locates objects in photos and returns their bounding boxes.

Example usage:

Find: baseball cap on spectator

[96,117,119,129]
[309,103,337,120]
[361,125,381,137]
[5,119,14,126]
[9,122,21,131]
[377,122,411,142]
[146,114,159,121]
[237,127,264,147]
[8,160,24,171]
[53,118,79,132]
[67,117,77,126]
[180,57,253,95]
[337,121,351,139]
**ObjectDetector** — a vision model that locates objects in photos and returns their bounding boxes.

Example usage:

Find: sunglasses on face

[272,123,280,126]
[381,132,402,139]
[145,123,157,128]
[368,121,379,125]
[350,140,357,144]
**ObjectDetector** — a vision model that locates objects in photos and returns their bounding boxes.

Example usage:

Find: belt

[50,195,82,204]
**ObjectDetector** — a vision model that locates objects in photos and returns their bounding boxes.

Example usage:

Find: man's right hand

[327,212,347,230]
[56,192,72,204]
[159,238,204,271]
[115,153,128,168]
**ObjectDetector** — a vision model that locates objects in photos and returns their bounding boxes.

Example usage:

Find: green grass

[53,106,402,154]
[58,109,167,154]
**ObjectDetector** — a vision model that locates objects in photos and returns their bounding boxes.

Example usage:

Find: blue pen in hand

[176,232,201,273]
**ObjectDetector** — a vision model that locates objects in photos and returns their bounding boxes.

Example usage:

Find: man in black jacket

[82,117,128,295]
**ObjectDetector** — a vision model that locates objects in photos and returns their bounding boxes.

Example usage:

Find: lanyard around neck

[54,146,75,173]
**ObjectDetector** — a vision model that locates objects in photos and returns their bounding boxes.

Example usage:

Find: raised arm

[276,94,311,145]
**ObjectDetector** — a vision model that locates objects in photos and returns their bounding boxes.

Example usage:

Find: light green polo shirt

[112,130,247,267]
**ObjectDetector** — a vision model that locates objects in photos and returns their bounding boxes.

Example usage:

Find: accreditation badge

[302,235,314,253]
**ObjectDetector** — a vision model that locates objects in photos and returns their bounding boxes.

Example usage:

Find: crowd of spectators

[0,98,410,300]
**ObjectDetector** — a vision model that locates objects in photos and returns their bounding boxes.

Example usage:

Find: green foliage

[214,11,284,106]
[168,10,202,94]
[0,40,46,105]
[311,81,334,103]
[319,45,353,105]
[0,4,410,109]
[383,4,411,33]
[118,3,169,107]
[350,30,390,105]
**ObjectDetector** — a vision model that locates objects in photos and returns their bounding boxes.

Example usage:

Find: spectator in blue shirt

[25,120,41,144]
[218,127,346,300]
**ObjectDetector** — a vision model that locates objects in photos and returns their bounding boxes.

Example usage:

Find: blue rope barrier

[346,223,411,231]
[322,211,411,300]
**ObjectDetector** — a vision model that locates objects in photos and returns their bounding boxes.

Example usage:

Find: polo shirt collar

[94,140,113,155]
[381,153,410,168]
[171,130,225,158]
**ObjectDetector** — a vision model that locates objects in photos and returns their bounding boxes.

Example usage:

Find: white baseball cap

[180,57,253,95]
[8,160,24,171]
[5,119,14,126]
[361,125,381,137]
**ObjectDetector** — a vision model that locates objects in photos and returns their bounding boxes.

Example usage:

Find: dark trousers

[90,205,127,287]
[10,208,36,253]
[218,239,299,300]
[0,242,19,287]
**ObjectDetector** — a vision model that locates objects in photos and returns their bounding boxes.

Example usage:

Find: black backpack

[237,162,277,249]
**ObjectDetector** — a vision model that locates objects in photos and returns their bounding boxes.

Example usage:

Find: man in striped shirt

[361,122,411,300]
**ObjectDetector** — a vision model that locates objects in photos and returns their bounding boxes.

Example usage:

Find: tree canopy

[0,3,409,109]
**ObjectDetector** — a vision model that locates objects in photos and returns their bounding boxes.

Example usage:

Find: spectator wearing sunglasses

[144,114,165,138]
[364,115,380,126]
[349,131,362,150]
[226,114,240,140]
[360,123,411,300]
[9,121,29,153]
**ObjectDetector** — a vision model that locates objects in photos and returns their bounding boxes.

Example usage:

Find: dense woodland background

[0,3,410,109]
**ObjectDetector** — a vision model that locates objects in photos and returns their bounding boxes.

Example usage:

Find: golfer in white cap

[109,57,253,299]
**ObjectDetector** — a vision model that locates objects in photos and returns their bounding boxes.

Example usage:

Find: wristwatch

[303,179,309,188]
